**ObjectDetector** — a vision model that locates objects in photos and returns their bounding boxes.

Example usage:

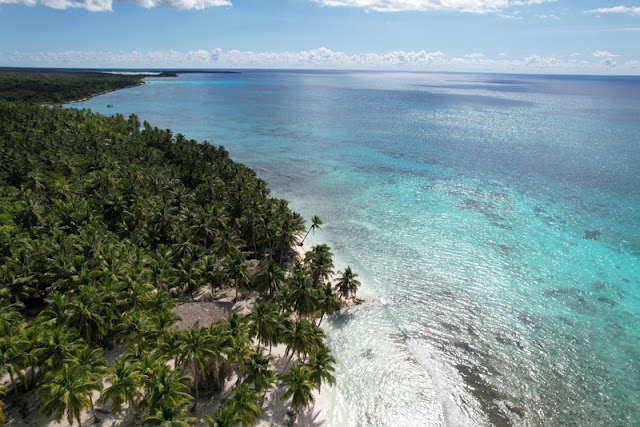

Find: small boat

[107,104,113,108]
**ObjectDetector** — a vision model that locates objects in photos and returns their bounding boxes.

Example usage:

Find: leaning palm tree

[280,364,316,425]
[336,266,361,299]
[299,215,322,246]
[38,362,103,427]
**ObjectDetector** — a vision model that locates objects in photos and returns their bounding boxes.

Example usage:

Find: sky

[0,0,639,74]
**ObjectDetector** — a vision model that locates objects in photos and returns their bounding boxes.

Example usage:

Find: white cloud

[3,47,638,74]
[585,6,640,15]
[593,50,618,58]
[122,0,230,10]
[315,0,553,13]
[0,0,230,10]
[0,0,37,5]
[525,54,560,65]
[40,0,111,10]
[537,13,559,20]
[592,51,619,68]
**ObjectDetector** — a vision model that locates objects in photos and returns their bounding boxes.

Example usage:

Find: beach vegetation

[0,74,361,425]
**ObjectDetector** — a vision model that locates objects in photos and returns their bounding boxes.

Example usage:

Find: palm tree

[224,249,248,302]
[317,282,341,327]
[141,365,193,417]
[16,188,42,230]
[205,407,236,427]
[281,320,316,370]
[280,364,316,425]
[38,362,103,427]
[0,332,29,400]
[70,345,107,422]
[214,226,243,260]
[99,356,144,414]
[289,274,320,318]
[304,244,334,285]
[254,259,285,300]
[36,292,72,327]
[225,336,253,387]
[275,212,305,263]
[67,285,112,345]
[207,321,231,391]
[243,351,275,398]
[247,301,281,353]
[299,215,322,246]
[336,266,361,299]
[116,309,150,345]
[33,326,83,370]
[226,383,262,427]
[170,256,203,300]
[143,403,198,426]
[175,323,215,411]
[201,256,224,296]
[144,310,180,345]
[307,346,336,391]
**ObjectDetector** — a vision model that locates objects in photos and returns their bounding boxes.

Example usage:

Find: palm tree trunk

[281,353,294,374]
[300,227,311,245]
[90,397,100,423]
[317,312,325,327]
[192,367,199,412]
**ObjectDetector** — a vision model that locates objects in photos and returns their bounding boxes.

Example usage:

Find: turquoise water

[76,71,640,426]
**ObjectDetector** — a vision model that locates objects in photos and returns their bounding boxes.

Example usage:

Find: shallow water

[76,70,640,426]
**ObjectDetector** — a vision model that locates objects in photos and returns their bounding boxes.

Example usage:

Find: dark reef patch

[583,229,600,240]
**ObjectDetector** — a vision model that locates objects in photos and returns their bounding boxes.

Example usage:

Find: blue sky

[1,0,639,74]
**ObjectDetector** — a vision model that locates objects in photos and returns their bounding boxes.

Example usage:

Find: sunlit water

[75,71,640,426]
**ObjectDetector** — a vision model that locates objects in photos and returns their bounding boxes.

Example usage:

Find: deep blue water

[76,70,640,426]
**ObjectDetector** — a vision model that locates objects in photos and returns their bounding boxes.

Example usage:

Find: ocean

[74,70,640,426]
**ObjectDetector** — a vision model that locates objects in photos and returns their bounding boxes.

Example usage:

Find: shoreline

[64,80,146,105]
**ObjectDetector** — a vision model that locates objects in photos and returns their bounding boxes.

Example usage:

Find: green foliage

[0,69,146,104]
[0,91,356,425]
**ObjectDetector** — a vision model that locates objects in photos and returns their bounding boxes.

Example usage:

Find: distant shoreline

[65,80,146,105]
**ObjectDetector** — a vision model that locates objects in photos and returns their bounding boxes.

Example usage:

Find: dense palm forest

[0,80,360,425]
[0,69,148,104]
